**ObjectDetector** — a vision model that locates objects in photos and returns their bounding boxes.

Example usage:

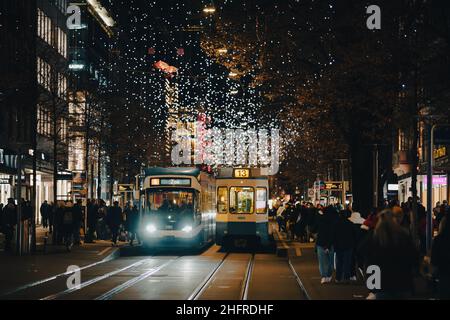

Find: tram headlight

[146,224,157,233]
[182,225,193,233]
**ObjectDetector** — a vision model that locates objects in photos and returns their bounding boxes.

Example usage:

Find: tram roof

[143,167,201,177]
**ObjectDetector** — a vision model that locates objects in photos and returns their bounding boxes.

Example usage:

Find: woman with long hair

[366,209,420,299]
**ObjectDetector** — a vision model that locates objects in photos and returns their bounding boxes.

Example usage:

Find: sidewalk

[271,221,434,300]
[0,226,124,296]
[270,222,369,300]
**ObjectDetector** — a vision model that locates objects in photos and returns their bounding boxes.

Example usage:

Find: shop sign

[434,146,447,159]
[324,182,344,191]
[0,177,9,184]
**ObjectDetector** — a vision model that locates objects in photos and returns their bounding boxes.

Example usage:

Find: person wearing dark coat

[334,210,356,283]
[22,200,33,221]
[40,201,50,228]
[2,198,17,252]
[107,201,123,246]
[126,204,140,246]
[53,202,65,245]
[86,200,99,243]
[431,216,450,299]
[48,202,54,233]
[316,205,338,284]
[72,200,83,245]
[61,202,74,251]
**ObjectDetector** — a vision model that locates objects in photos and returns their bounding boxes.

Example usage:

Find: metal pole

[16,151,22,256]
[373,145,379,208]
[426,125,435,254]
[341,160,345,206]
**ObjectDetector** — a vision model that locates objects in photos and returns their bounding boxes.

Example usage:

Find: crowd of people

[272,197,450,300]
[0,198,141,252]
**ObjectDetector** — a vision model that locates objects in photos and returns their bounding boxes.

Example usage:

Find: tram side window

[256,188,267,214]
[229,187,254,214]
[217,187,228,214]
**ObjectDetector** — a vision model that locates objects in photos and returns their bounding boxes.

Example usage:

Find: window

[58,73,67,99]
[146,190,194,213]
[56,27,67,58]
[38,9,53,47]
[59,117,67,142]
[229,187,254,214]
[217,187,228,214]
[37,57,51,91]
[256,188,267,214]
[37,105,52,137]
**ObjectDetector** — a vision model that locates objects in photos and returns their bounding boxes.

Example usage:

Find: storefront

[397,174,448,208]
[0,174,13,205]
[0,148,18,206]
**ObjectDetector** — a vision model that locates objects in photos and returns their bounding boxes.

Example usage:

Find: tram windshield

[229,187,254,214]
[146,189,195,216]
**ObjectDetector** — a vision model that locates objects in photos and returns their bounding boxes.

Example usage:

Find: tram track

[240,254,255,300]
[189,252,256,300]
[41,257,154,300]
[188,253,230,300]
[95,257,181,300]
[1,254,120,299]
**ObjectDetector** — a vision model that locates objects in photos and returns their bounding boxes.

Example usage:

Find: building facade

[67,0,116,202]
[0,1,37,206]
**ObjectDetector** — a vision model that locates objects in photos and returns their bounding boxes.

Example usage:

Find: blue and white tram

[215,168,270,247]
[139,167,216,249]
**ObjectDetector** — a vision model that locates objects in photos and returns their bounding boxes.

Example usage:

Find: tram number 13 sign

[234,168,250,178]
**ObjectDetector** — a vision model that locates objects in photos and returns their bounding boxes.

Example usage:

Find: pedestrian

[40,200,49,228]
[435,201,448,230]
[72,199,83,245]
[283,202,296,239]
[431,216,450,299]
[334,209,356,283]
[106,201,123,246]
[2,198,17,252]
[23,200,33,221]
[126,203,140,246]
[417,201,427,256]
[276,203,286,232]
[316,205,338,284]
[48,202,54,233]
[365,209,420,299]
[62,201,74,251]
[86,199,99,243]
[348,208,365,281]
[294,202,307,242]
[54,201,65,245]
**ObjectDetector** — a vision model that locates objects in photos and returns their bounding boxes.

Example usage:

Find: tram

[139,167,216,249]
[215,168,270,247]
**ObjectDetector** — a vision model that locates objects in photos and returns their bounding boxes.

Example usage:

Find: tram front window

[229,187,254,214]
[146,189,195,217]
